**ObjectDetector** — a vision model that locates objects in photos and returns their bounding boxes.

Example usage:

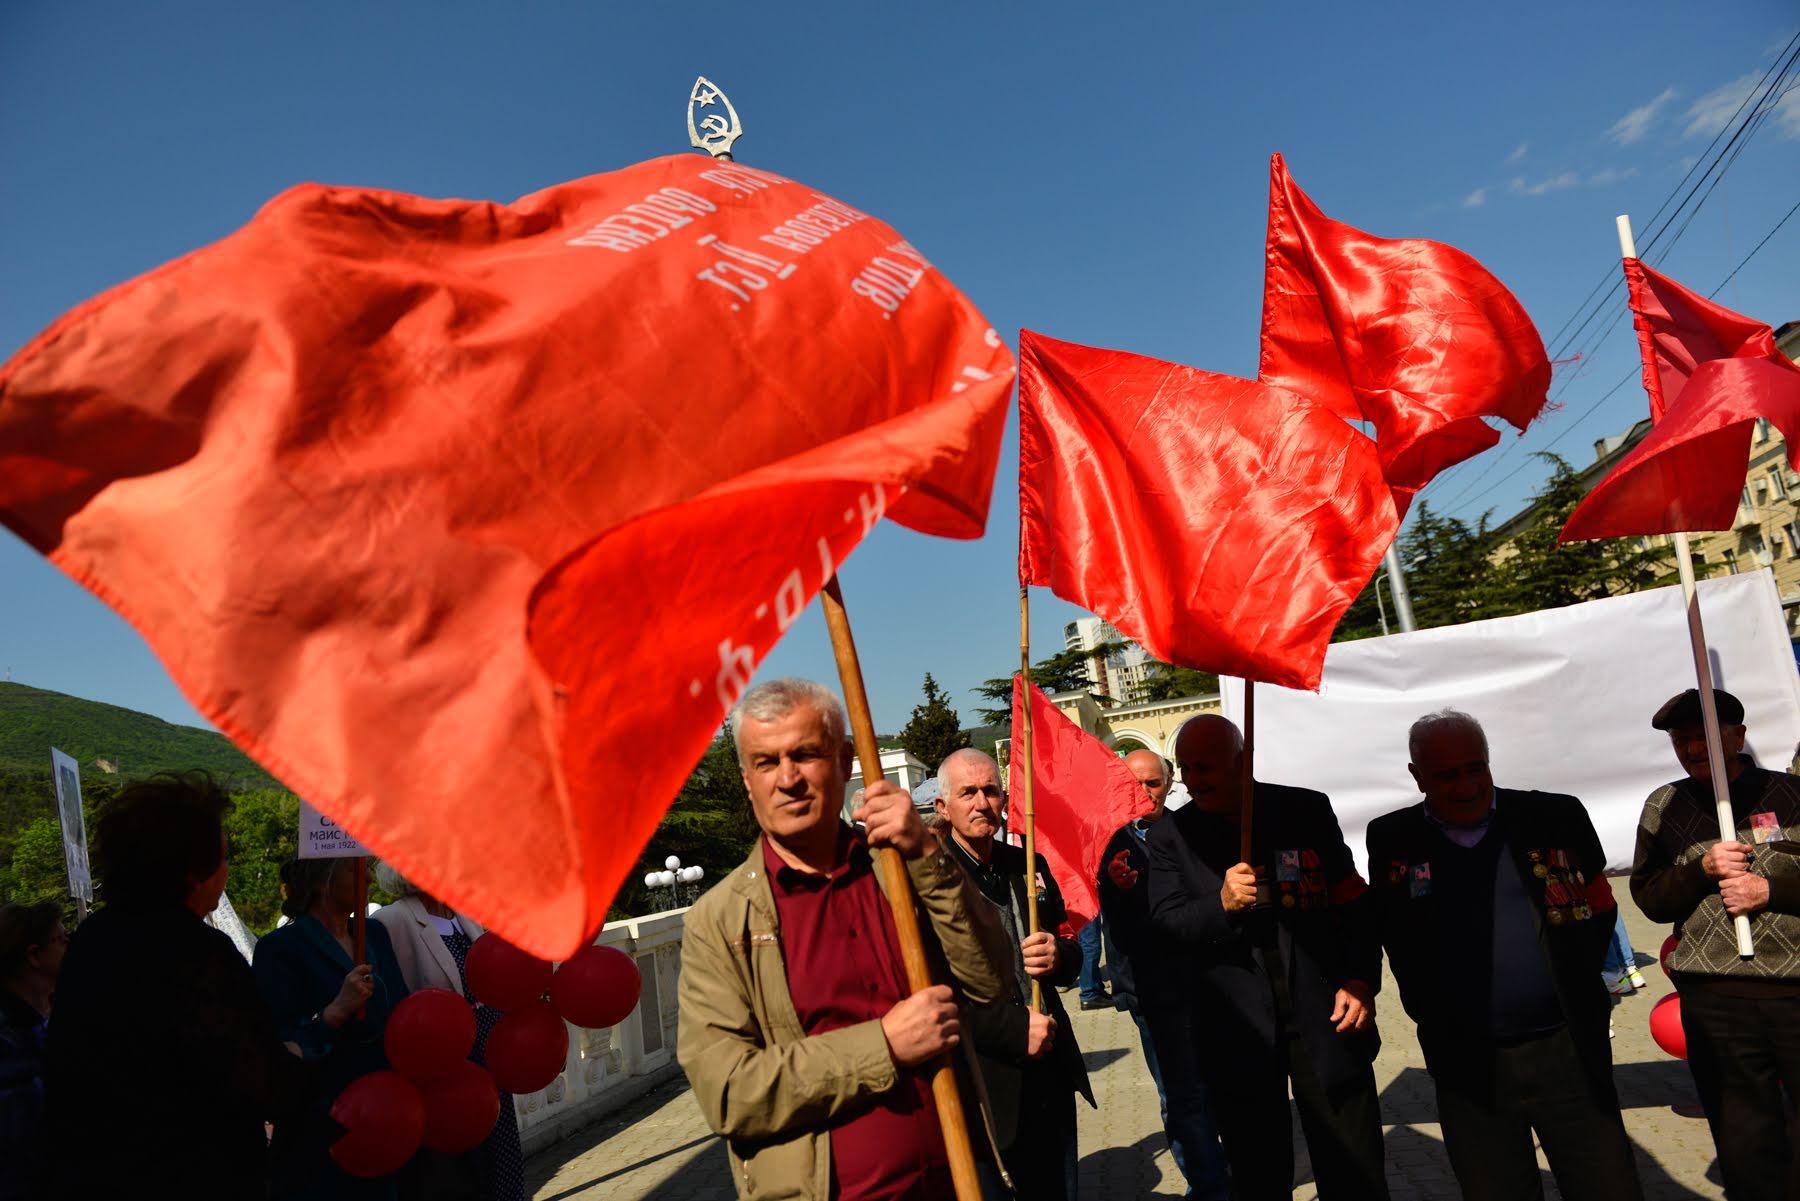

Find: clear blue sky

[2,3,1797,742]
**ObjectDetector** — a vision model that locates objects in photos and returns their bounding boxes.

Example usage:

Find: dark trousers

[1433,1025,1641,1201]
[1141,1006,1232,1200]
[1233,1030,1386,1201]
[980,1086,1077,1201]
[1679,981,1800,1201]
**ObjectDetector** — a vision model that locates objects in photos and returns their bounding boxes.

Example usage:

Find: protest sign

[49,747,92,902]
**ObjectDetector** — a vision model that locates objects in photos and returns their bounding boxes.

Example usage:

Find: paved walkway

[527,892,1723,1199]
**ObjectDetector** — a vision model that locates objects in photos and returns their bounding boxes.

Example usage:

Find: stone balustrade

[514,907,688,1157]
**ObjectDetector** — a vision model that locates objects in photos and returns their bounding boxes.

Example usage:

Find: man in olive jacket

[677,679,1014,1201]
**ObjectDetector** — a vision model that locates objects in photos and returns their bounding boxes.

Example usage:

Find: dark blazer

[953,839,1095,1150]
[253,914,410,1200]
[1146,784,1381,1097]
[1366,788,1615,1094]
[44,904,314,1199]
[1097,820,1194,1013]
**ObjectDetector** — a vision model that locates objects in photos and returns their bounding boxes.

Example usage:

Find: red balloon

[464,933,554,1011]
[550,945,642,1029]
[1660,934,1679,978]
[1649,993,1687,1060]
[485,1000,570,1095]
[385,988,477,1084]
[421,1060,502,1153]
[329,1070,425,1179]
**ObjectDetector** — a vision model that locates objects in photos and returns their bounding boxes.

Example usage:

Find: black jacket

[948,838,1095,1149]
[1367,788,1615,1092]
[1096,819,1193,1012]
[45,904,316,1199]
[1146,784,1381,1097]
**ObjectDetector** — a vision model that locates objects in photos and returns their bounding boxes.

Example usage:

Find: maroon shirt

[763,831,951,1201]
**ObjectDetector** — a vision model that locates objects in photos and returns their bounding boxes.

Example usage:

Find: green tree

[896,674,970,773]
[0,816,76,923]
[972,642,1124,724]
[1482,453,1673,614]
[1136,662,1219,702]
[1336,503,1495,641]
[223,788,300,934]
[610,728,761,920]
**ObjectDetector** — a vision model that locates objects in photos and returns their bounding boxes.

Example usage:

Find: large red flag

[1018,330,1398,690]
[0,155,1013,957]
[1007,679,1150,930]
[1258,153,1551,496]
[1561,260,1800,542]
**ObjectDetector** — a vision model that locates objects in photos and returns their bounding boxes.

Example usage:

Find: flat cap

[1651,687,1746,731]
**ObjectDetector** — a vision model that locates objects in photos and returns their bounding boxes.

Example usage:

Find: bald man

[1096,749,1231,1199]
[935,747,1092,1201]
[1146,715,1387,1201]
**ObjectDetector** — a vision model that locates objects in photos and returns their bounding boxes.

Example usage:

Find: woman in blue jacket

[255,856,410,1200]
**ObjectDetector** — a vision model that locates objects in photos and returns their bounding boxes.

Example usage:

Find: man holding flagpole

[1098,750,1232,1200]
[934,748,1092,1201]
[677,680,1014,1201]
[1632,687,1800,1201]
[1147,716,1386,1201]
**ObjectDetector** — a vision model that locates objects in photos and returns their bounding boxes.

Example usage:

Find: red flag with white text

[0,155,1013,957]
[1007,678,1150,931]
[1561,259,1800,542]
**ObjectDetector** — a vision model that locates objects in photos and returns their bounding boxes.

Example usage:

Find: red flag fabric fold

[1018,330,1397,690]
[1258,153,1551,496]
[1007,678,1150,930]
[0,154,1013,957]
[1560,259,1800,543]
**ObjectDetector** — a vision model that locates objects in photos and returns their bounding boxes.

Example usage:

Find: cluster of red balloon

[329,933,644,1178]
[332,988,495,1178]
[1648,933,1687,1060]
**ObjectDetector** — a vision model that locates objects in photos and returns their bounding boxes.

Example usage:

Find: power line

[1439,189,1800,518]
[1424,41,1800,517]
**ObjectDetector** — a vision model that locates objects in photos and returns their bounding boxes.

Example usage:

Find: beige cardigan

[371,894,488,995]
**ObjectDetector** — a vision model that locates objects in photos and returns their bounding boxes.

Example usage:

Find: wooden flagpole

[687,81,982,1191]
[820,576,983,1201]
[1019,586,1042,1013]
[1240,680,1256,866]
[351,856,369,1017]
[1617,214,1752,959]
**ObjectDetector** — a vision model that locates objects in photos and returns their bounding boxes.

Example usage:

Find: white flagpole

[1617,213,1753,959]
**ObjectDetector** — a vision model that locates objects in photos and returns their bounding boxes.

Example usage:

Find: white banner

[297,799,366,859]
[1221,570,1800,874]
[49,747,92,901]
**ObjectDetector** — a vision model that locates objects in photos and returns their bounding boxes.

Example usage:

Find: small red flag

[1007,678,1150,930]
[1018,330,1398,690]
[1561,260,1800,542]
[1258,153,1551,496]
[0,155,1013,957]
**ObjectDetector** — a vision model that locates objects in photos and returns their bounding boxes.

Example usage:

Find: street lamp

[642,855,706,911]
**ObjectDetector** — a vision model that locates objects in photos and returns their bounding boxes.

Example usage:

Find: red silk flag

[1018,330,1398,690]
[1007,679,1150,930]
[1561,259,1800,542]
[0,155,1013,957]
[1258,153,1551,496]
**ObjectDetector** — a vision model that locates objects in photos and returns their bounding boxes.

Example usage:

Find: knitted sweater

[1631,760,1800,979]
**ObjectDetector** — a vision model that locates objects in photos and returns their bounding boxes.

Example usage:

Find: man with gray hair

[1367,710,1641,1201]
[933,746,1090,1201]
[677,679,1014,1201]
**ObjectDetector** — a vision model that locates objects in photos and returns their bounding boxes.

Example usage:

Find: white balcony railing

[514,908,690,1157]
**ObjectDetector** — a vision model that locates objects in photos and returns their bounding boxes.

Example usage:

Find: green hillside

[0,681,279,785]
